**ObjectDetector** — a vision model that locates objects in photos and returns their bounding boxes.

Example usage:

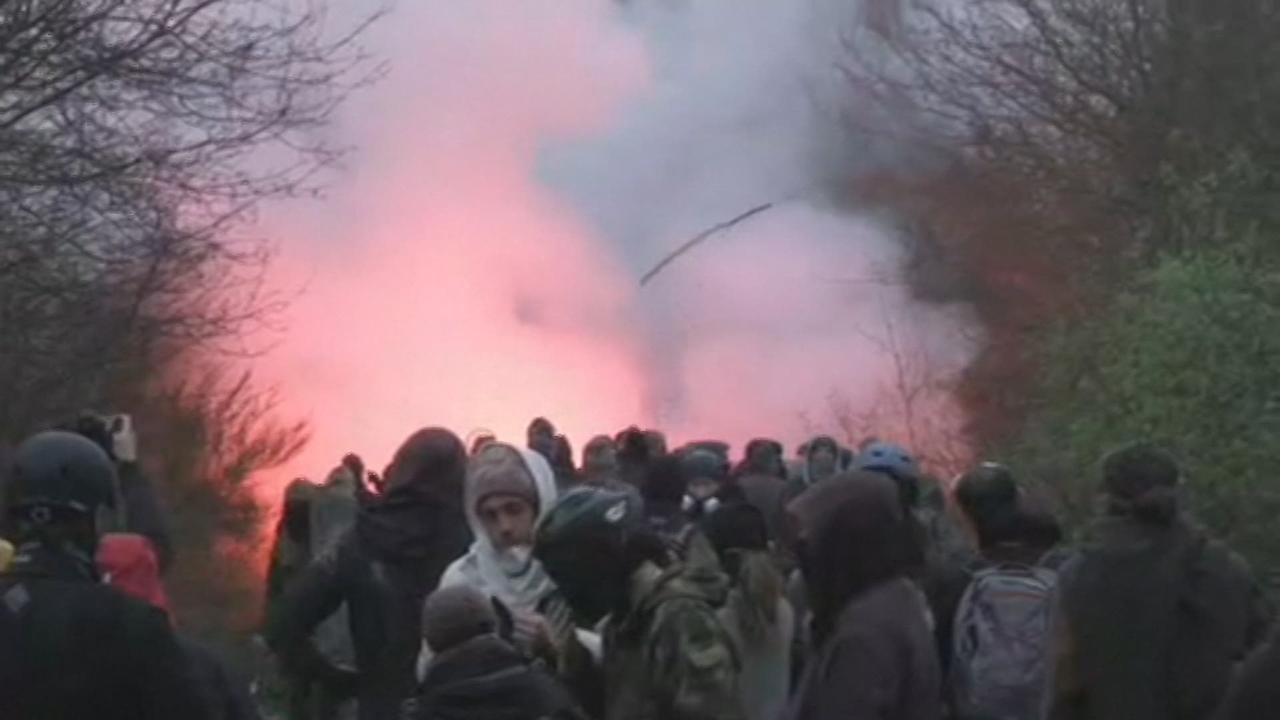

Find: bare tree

[841,0,1280,255]
[0,0,379,439]
[836,0,1280,453]
[141,363,309,639]
[811,298,973,479]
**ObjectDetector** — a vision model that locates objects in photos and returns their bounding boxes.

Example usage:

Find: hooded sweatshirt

[440,444,560,616]
[781,437,844,512]
[408,633,585,720]
[785,472,940,720]
[98,533,171,612]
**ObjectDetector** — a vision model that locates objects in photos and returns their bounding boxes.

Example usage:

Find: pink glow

[257,0,976,494]
[260,1,650,484]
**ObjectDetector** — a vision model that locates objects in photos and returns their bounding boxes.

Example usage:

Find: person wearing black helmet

[0,431,208,720]
[534,487,744,720]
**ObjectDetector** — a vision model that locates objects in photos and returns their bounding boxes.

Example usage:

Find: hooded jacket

[267,428,472,720]
[785,472,941,720]
[98,533,172,612]
[407,634,585,720]
[440,445,559,616]
[783,437,844,505]
[97,534,261,720]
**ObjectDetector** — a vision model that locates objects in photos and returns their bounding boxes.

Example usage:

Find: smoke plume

[261,0,975,482]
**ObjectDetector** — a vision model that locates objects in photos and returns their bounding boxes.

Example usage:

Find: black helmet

[5,431,117,518]
[534,487,643,624]
[536,486,638,550]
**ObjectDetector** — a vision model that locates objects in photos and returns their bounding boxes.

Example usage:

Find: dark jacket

[786,472,940,720]
[1215,622,1280,720]
[267,428,473,720]
[407,634,584,720]
[0,543,208,720]
[182,638,263,720]
[1053,516,1271,720]
[787,578,941,720]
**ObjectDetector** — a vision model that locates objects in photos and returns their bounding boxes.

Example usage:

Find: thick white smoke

[545,0,976,446]
[261,0,976,483]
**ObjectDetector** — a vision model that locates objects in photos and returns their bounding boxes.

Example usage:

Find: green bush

[1006,242,1280,578]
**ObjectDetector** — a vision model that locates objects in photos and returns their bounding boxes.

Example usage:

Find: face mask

[541,540,626,625]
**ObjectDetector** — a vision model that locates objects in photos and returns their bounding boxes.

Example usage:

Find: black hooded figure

[785,472,941,720]
[267,428,473,720]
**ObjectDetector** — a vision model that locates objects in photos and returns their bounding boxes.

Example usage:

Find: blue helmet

[856,441,918,481]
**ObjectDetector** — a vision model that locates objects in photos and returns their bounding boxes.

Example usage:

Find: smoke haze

[261,0,975,482]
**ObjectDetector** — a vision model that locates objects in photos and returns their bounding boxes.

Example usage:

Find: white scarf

[440,446,559,615]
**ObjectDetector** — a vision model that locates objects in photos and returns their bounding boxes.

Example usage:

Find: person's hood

[96,532,170,613]
[416,634,551,720]
[443,444,558,614]
[358,427,470,562]
[801,435,842,487]
[787,471,921,641]
[420,633,525,689]
[788,470,896,540]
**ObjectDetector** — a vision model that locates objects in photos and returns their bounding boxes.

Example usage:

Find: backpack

[951,564,1059,720]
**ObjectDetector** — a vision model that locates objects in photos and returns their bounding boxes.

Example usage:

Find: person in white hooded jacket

[438,441,563,658]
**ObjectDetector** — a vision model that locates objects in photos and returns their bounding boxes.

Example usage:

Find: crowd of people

[2,413,1279,720]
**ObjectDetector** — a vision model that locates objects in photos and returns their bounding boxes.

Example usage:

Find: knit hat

[421,585,498,653]
[466,443,538,511]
